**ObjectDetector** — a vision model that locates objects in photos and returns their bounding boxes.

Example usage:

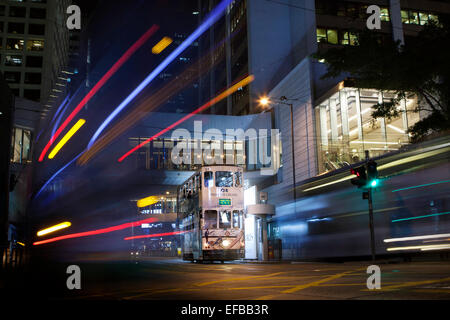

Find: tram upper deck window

[216,171,233,187]
[204,171,213,187]
[219,210,232,228]
[234,171,242,187]
[204,210,217,229]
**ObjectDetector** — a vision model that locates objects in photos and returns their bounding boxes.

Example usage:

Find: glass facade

[11,127,32,164]
[315,87,421,174]
[128,137,261,171]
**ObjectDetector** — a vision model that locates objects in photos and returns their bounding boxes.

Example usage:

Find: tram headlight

[222,239,231,247]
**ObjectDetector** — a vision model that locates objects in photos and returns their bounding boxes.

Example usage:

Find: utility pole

[350,151,378,261]
[365,151,376,262]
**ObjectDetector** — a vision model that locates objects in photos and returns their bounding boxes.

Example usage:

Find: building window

[11,127,32,164]
[401,9,438,25]
[30,8,46,19]
[5,55,23,66]
[327,29,338,44]
[6,38,25,50]
[26,39,44,51]
[315,88,421,174]
[380,7,390,22]
[4,71,21,83]
[317,28,357,46]
[28,24,45,35]
[23,89,40,102]
[0,21,4,33]
[24,72,41,84]
[8,22,25,34]
[9,6,26,18]
[26,55,43,67]
[0,5,5,16]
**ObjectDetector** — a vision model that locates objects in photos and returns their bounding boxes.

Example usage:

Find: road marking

[255,295,276,300]
[282,267,365,294]
[123,288,200,300]
[194,272,284,287]
[362,276,450,291]
[228,285,294,290]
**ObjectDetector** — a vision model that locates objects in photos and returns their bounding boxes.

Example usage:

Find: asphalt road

[7,254,450,300]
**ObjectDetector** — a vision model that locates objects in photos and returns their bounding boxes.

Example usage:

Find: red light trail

[117,74,255,162]
[124,230,187,241]
[33,217,157,246]
[38,24,160,162]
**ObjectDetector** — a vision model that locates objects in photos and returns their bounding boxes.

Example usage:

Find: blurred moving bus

[177,165,245,262]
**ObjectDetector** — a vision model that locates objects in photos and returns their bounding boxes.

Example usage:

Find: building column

[355,89,364,142]
[379,92,388,147]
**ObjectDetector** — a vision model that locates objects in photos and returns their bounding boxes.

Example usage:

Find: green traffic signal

[370,179,378,187]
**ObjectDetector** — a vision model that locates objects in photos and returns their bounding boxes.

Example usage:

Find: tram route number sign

[219,198,232,206]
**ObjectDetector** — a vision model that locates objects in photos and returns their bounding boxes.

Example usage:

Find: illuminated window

[27,39,44,51]
[327,29,338,44]
[219,210,231,229]
[215,171,233,187]
[401,10,409,24]
[5,55,23,66]
[6,38,24,50]
[316,28,327,43]
[11,127,32,164]
[380,7,390,22]
[234,171,242,187]
[419,12,429,25]
[408,11,419,24]
[204,171,213,187]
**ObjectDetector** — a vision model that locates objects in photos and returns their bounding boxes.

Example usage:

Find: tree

[313,15,450,142]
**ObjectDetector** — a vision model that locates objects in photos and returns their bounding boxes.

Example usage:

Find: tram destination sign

[218,198,232,206]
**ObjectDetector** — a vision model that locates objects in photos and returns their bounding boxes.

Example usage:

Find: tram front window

[232,210,242,228]
[204,210,217,229]
[219,210,232,228]
[216,171,233,187]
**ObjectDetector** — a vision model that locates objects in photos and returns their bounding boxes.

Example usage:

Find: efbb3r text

[226,305,269,315]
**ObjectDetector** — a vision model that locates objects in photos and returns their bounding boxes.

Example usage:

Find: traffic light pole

[365,151,376,261]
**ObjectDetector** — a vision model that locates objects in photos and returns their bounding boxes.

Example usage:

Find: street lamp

[258,96,297,201]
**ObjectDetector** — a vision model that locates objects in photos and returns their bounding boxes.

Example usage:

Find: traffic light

[350,166,367,188]
[367,160,378,187]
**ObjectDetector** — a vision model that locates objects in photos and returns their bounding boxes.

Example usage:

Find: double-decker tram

[177,165,245,262]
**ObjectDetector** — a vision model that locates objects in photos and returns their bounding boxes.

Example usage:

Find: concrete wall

[261,57,317,207]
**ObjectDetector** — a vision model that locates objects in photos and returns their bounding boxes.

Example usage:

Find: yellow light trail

[386,244,450,252]
[152,37,173,54]
[137,196,159,208]
[37,221,72,237]
[48,119,86,159]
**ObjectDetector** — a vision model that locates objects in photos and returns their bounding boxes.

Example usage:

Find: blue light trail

[87,0,233,149]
